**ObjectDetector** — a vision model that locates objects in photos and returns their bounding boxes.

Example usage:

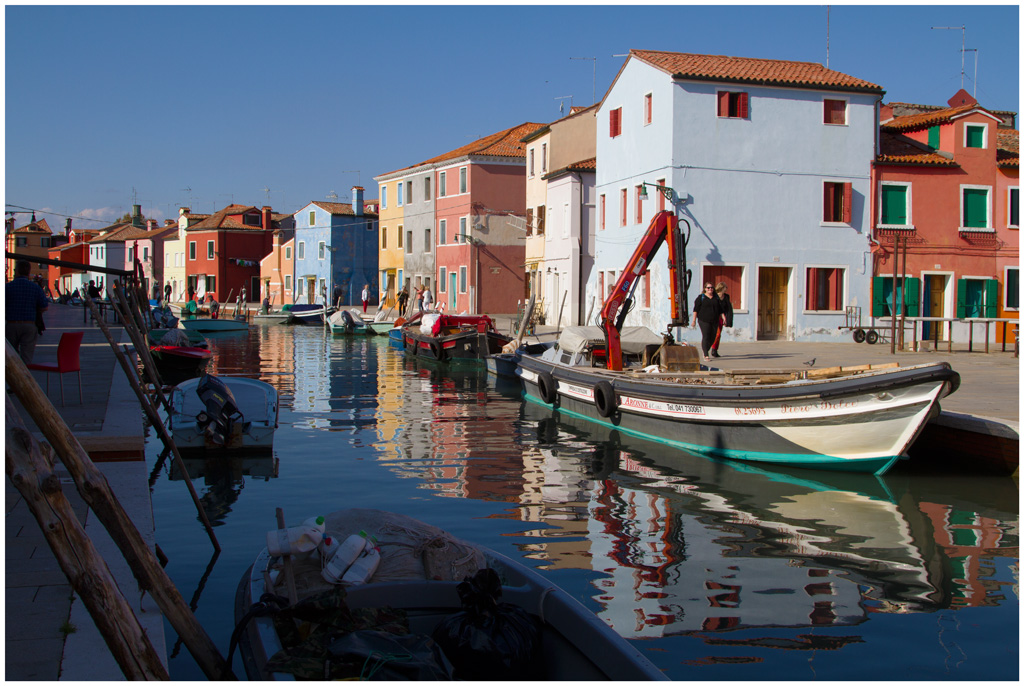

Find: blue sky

[5,4,1019,228]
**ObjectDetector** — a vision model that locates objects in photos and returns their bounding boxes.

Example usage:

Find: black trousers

[698,319,717,356]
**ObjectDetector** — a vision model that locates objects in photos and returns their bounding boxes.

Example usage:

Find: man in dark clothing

[6,260,49,363]
[691,282,725,363]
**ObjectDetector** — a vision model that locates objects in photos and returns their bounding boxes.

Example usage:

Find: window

[406,230,413,254]
[536,206,545,236]
[439,267,447,292]
[620,188,627,226]
[928,125,941,149]
[318,241,325,260]
[188,242,195,260]
[308,210,316,226]
[381,186,388,209]
[424,229,431,252]
[657,178,666,212]
[962,186,991,230]
[459,266,467,293]
[879,183,911,227]
[459,167,467,194]
[644,93,653,125]
[1005,267,1019,310]
[206,241,214,259]
[284,274,292,291]
[641,270,650,308]
[297,279,304,297]
[397,182,404,207]
[406,181,413,204]
[381,226,387,249]
[424,177,431,201]
[439,219,446,245]
[205,275,216,293]
[703,266,744,309]
[398,225,404,248]
[529,148,535,177]
[439,171,447,197]
[1008,188,1019,228]
[871,276,921,317]
[525,208,533,237]
[823,182,853,223]
[806,267,845,311]
[600,194,606,231]
[823,99,846,125]
[609,107,622,137]
[14,236,27,247]
[285,246,292,260]
[459,217,467,243]
[127,247,133,262]
[635,185,643,224]
[956,277,999,318]
[41,237,51,248]
[297,241,305,260]
[964,123,987,149]
[717,91,749,119]
[541,143,547,173]
[142,246,148,261]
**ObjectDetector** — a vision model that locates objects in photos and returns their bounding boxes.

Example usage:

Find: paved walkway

[6,302,164,680]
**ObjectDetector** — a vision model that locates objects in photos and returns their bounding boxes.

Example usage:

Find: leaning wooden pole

[81,297,219,553]
[108,287,170,411]
[5,343,233,679]
[6,397,170,680]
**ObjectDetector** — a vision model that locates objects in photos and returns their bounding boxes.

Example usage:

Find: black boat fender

[537,371,558,405]
[409,337,418,356]
[594,381,618,418]
[430,340,445,361]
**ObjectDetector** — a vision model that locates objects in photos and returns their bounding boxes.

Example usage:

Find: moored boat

[403,313,512,363]
[233,508,667,681]
[287,303,335,325]
[180,317,249,333]
[327,308,371,335]
[516,326,960,475]
[168,374,278,451]
[149,344,212,385]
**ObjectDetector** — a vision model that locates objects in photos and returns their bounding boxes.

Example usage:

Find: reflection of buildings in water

[255,325,296,403]
[291,329,337,427]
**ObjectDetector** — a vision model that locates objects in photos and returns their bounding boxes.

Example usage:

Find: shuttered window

[965,124,986,149]
[536,206,546,236]
[823,182,853,223]
[717,91,748,119]
[806,267,844,311]
[823,99,846,125]
[963,188,990,229]
[609,107,622,137]
[880,184,909,226]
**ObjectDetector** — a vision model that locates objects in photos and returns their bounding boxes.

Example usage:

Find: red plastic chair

[27,331,84,406]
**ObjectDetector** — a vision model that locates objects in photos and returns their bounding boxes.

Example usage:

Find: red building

[183,205,292,303]
[872,91,1018,343]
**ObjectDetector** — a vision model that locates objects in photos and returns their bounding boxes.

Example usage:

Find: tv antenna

[181,187,193,208]
[570,56,596,105]
[554,95,574,115]
[326,191,338,201]
[261,186,271,202]
[931,25,970,91]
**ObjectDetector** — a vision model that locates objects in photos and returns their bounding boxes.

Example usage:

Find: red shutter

[807,268,819,310]
[823,184,834,222]
[738,93,749,119]
[842,183,853,224]
[609,108,621,137]
[829,269,842,310]
[718,92,729,117]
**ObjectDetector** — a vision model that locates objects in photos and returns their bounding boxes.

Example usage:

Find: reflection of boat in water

[518,402,1018,639]
[168,453,278,527]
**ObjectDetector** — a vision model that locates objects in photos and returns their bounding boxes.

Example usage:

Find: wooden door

[757,267,789,340]
[924,275,946,341]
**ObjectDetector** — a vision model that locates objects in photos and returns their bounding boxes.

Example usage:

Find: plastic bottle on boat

[266,515,325,558]
[321,531,372,583]
[341,534,380,585]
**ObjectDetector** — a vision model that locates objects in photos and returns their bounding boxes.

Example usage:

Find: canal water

[147,324,1018,681]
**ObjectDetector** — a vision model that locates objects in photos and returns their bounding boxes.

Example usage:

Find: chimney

[262,206,273,231]
[352,186,364,217]
[147,219,156,231]
[132,204,143,227]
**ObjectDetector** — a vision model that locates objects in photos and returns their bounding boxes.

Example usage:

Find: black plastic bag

[431,567,541,680]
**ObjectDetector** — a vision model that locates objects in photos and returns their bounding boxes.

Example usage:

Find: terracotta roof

[876,132,958,166]
[307,200,380,218]
[382,122,546,176]
[881,104,986,132]
[13,219,52,234]
[630,49,883,93]
[543,157,597,180]
[90,223,152,243]
[997,129,1019,167]
[186,205,272,231]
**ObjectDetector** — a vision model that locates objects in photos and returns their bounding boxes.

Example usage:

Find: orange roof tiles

[630,49,883,93]
[309,201,378,218]
[881,104,981,132]
[997,129,1019,167]
[382,121,546,176]
[876,132,958,166]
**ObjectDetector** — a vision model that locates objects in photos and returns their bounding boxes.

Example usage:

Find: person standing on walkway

[361,284,370,314]
[6,260,49,363]
[710,282,733,358]
[691,282,724,363]
[164,283,172,304]
[422,286,433,312]
[87,280,101,301]
[397,283,410,317]
[415,285,424,313]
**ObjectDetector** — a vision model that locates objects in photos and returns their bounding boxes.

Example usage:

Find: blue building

[293,187,379,307]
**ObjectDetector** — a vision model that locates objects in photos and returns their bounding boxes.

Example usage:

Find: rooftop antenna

[826,6,830,68]
[554,95,574,115]
[181,187,193,208]
[326,191,338,201]
[964,48,978,97]
[570,56,596,105]
[261,186,271,203]
[931,25,967,90]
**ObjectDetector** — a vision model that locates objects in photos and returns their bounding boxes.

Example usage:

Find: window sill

[804,309,845,315]
[875,224,915,231]
[823,122,848,127]
[958,226,995,234]
[819,221,852,228]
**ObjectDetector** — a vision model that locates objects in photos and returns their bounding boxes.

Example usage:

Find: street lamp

[637,182,681,205]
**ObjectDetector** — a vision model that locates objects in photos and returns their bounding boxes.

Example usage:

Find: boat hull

[150,346,211,385]
[404,328,511,363]
[168,375,278,451]
[517,357,959,475]
[180,318,248,333]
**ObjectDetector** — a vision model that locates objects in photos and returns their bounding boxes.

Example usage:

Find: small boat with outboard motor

[327,308,372,335]
[168,373,278,450]
[402,312,512,363]
[232,508,667,681]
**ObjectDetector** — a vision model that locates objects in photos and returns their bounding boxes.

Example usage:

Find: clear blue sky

[5,4,1019,228]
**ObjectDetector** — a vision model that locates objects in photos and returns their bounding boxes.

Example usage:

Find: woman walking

[710,282,733,358]
[691,282,724,363]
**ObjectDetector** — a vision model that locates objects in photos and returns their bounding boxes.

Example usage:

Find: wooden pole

[898,236,908,351]
[890,236,899,355]
[5,342,234,679]
[6,397,170,680]
[99,290,171,415]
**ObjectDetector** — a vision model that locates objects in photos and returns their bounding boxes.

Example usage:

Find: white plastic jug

[321,531,372,583]
[267,515,325,557]
[341,535,380,585]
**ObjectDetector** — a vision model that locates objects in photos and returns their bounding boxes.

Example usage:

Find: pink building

[872,91,1018,343]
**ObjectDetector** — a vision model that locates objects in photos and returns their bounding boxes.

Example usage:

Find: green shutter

[872,276,887,317]
[955,279,967,318]
[927,126,940,149]
[881,186,907,225]
[963,189,988,228]
[1006,269,1019,309]
[965,125,984,148]
[904,277,921,317]
[984,279,999,318]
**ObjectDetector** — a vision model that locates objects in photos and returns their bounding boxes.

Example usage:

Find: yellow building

[374,173,408,309]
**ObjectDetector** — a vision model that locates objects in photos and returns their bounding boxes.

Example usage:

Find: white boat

[168,374,278,450]
[286,303,335,325]
[327,308,371,335]
[233,508,667,681]
[180,317,249,333]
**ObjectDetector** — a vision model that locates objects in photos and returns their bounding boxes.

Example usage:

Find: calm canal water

[147,324,1019,681]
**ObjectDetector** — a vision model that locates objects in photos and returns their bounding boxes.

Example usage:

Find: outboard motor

[194,374,243,446]
[340,309,358,331]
